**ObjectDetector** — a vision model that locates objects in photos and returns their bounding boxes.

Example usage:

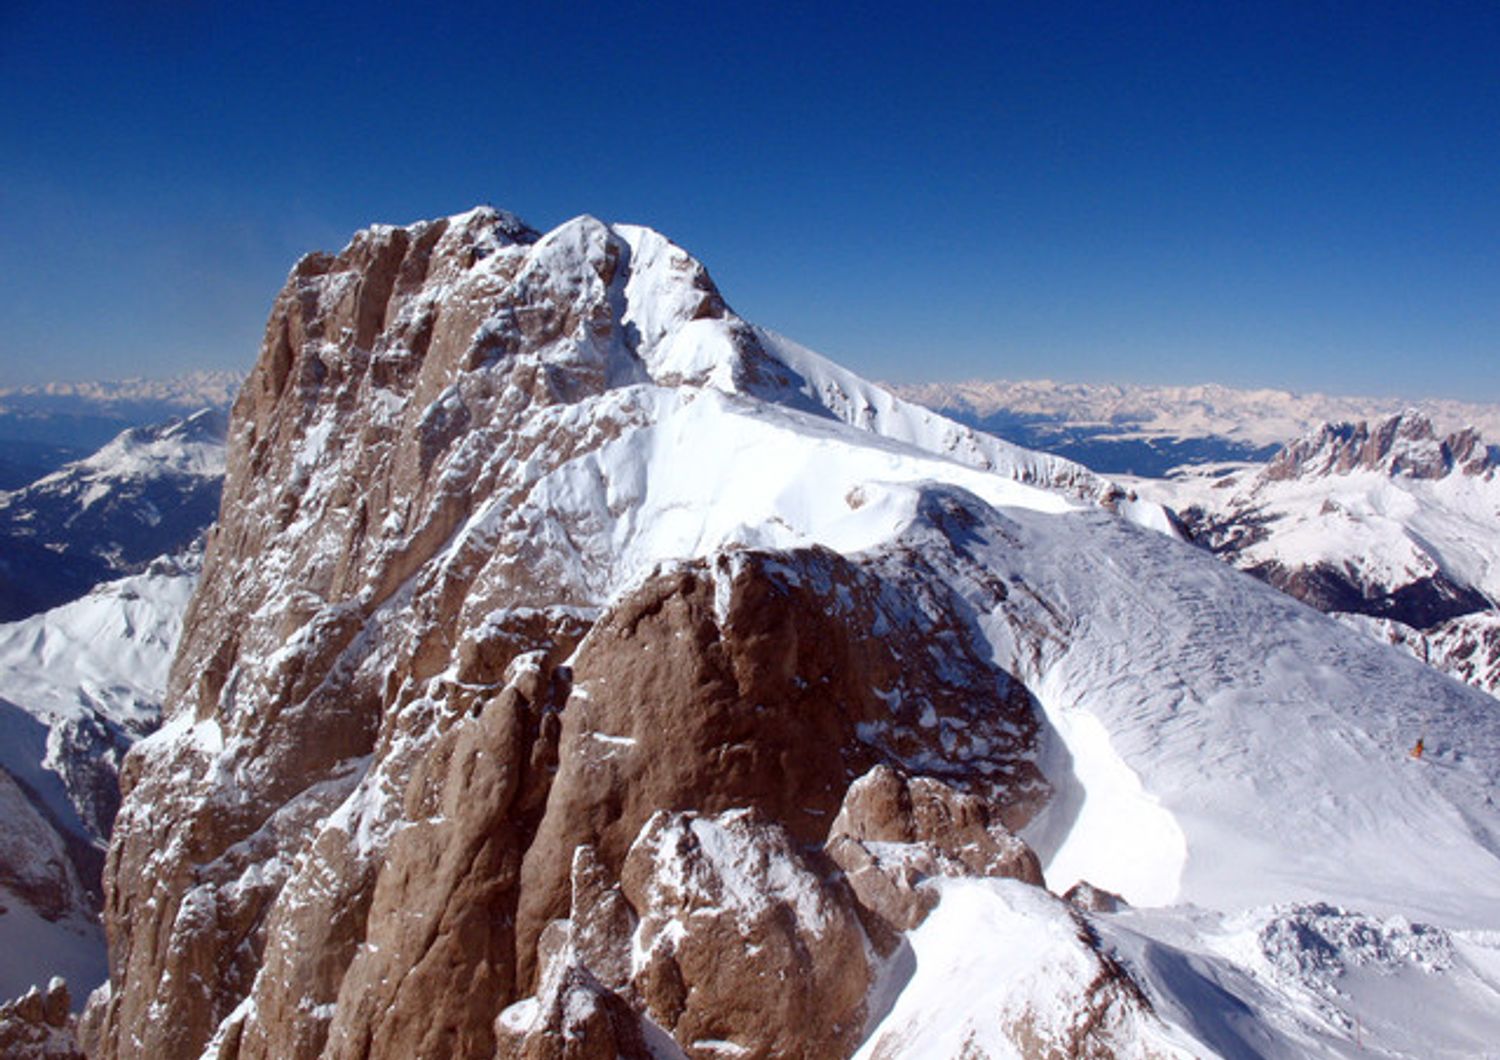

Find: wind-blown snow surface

[111,210,1500,1056]
[0,558,192,1004]
[851,495,1500,1056]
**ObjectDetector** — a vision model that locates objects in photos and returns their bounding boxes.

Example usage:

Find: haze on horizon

[2,1,1496,401]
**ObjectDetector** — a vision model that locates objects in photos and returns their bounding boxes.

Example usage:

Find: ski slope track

[77,208,1500,1060]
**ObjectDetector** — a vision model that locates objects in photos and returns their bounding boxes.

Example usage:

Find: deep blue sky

[3,1,1497,398]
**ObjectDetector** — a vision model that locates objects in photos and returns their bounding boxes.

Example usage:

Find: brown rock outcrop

[1064,880,1128,913]
[494,960,649,1060]
[0,979,83,1060]
[515,545,1047,990]
[623,809,872,1058]
[826,765,1044,940]
[1264,411,1498,482]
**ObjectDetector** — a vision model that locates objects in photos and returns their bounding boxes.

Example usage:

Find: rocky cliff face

[1264,412,1498,482]
[85,209,1100,1060]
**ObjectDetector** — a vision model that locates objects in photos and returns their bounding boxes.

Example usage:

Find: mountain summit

[1265,411,1499,482]
[79,209,1500,1059]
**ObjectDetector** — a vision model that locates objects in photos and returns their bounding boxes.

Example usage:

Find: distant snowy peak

[0,411,225,621]
[1134,407,1500,694]
[1265,410,1498,482]
[0,408,226,525]
[53,408,228,484]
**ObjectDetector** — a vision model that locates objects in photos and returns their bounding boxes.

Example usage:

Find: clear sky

[2,1,1497,399]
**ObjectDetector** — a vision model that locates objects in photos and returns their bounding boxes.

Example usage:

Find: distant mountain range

[894,378,1500,476]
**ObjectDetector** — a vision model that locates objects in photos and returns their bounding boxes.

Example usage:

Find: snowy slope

[513,233,1500,1049]
[469,345,1500,927]
[0,555,196,733]
[0,557,193,1005]
[560,431,1500,921]
[496,410,1500,1052]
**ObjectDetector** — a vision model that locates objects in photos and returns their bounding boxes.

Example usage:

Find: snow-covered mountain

[73,208,1500,1060]
[896,378,1500,476]
[0,554,195,1008]
[1135,412,1500,699]
[0,410,226,620]
[0,371,239,490]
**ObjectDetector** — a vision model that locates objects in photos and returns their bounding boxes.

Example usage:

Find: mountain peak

[1265,410,1497,481]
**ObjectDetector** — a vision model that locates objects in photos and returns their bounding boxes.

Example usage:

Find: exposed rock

[494,960,649,1060]
[1264,411,1497,482]
[825,765,1044,938]
[1246,558,1490,631]
[1064,880,1128,913]
[622,808,871,1059]
[0,978,83,1060]
[516,547,1046,988]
